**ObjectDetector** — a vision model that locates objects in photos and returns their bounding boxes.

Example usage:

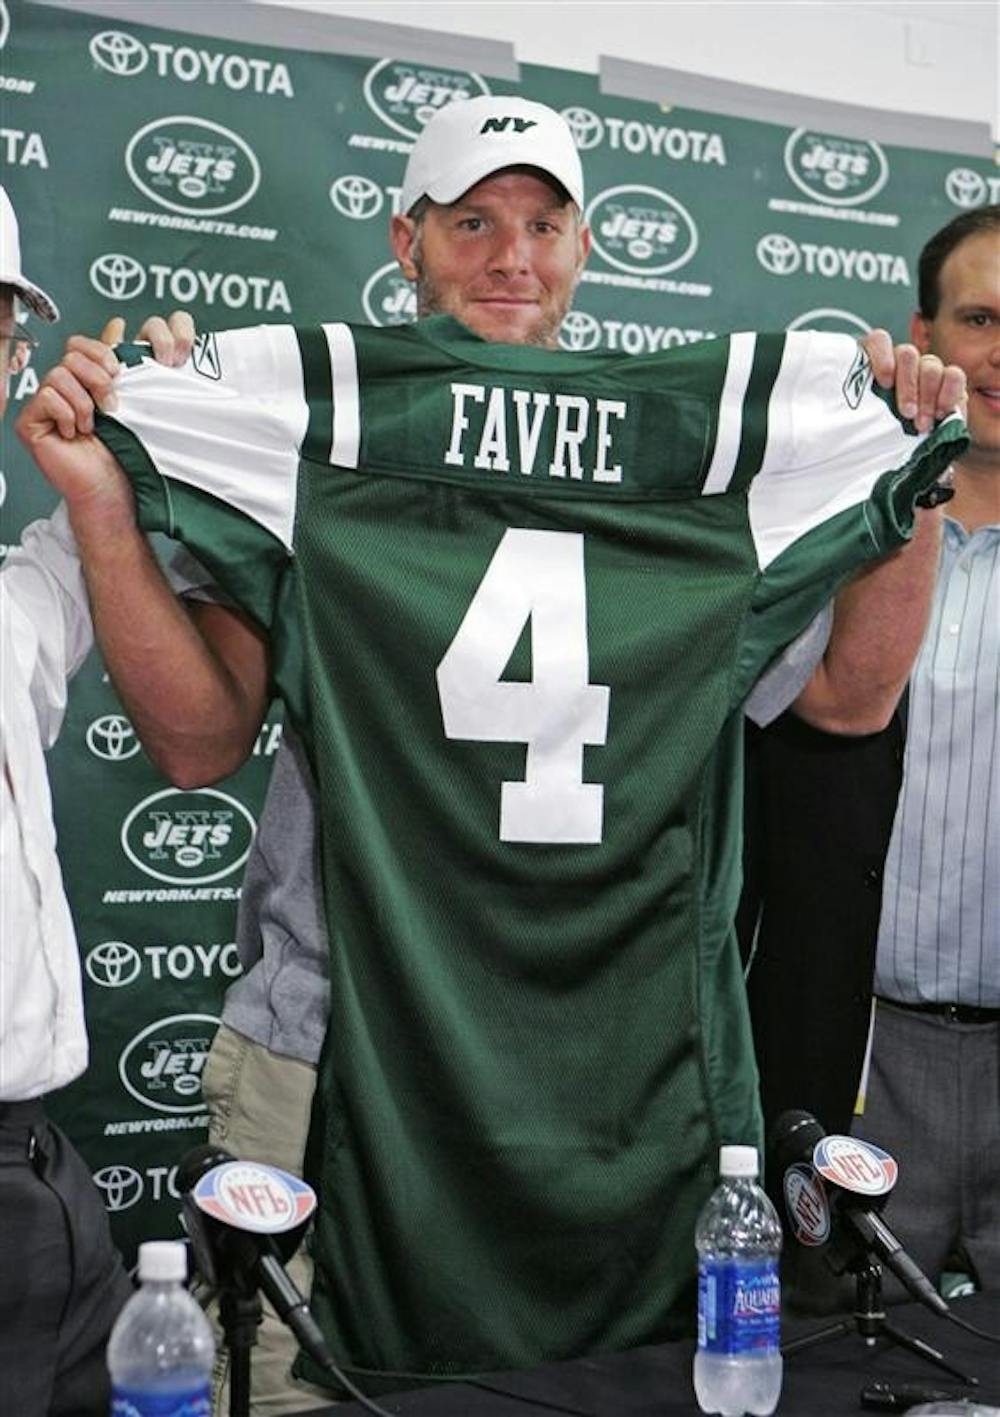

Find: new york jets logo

[90,29,148,77]
[363,58,489,139]
[362,262,416,326]
[784,129,888,207]
[125,115,260,216]
[93,1165,144,1212]
[86,941,142,988]
[119,1014,218,1113]
[479,115,536,136]
[559,310,602,352]
[329,174,384,220]
[757,233,801,276]
[121,787,255,884]
[86,713,140,760]
[0,2,10,50]
[560,106,604,151]
[89,253,147,302]
[586,184,697,276]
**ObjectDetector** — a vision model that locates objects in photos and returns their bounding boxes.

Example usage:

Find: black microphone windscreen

[176,1143,234,1195]
[770,1109,825,1172]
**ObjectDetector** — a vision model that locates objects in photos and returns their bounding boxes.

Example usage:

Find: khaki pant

[201,1023,336,1414]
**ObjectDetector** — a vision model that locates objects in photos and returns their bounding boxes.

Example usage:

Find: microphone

[177,1143,336,1371]
[771,1110,948,1317]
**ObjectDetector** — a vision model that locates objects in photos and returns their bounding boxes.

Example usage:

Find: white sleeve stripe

[270,324,311,457]
[701,332,756,496]
[325,322,360,469]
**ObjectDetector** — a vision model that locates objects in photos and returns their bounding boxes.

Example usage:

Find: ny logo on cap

[480,117,539,135]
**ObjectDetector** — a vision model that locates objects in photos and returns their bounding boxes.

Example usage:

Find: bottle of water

[108,1240,215,1417]
[693,1144,782,1417]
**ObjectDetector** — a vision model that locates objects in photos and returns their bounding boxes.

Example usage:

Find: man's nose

[487,225,531,275]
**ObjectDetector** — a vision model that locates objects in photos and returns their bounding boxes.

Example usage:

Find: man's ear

[909,309,933,355]
[577,222,591,273]
[390,214,419,282]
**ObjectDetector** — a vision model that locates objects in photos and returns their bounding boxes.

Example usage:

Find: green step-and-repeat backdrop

[1,0,995,1264]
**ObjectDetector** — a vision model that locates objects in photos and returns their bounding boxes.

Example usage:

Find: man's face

[390,169,590,349]
[911,229,1000,463]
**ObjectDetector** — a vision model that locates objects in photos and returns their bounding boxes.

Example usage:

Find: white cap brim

[2,272,59,323]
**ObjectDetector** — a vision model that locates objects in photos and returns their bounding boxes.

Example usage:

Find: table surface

[296,1292,1000,1416]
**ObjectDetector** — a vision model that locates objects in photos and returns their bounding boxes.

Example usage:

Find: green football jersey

[99,315,963,1387]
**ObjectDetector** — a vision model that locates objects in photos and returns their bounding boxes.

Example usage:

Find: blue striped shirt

[875,514,1000,1006]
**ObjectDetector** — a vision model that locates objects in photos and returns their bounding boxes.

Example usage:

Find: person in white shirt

[741,204,1000,1310]
[0,185,133,1416]
[0,188,194,1417]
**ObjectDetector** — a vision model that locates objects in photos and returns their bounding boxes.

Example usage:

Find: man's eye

[457,217,483,231]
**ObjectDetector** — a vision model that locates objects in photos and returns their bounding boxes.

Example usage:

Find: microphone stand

[218,1271,263,1417]
[782,1256,977,1385]
[182,1193,262,1417]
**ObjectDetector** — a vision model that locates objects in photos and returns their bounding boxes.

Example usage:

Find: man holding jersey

[17,98,965,1406]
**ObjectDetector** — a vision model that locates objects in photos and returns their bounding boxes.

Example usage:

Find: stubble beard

[412,261,571,351]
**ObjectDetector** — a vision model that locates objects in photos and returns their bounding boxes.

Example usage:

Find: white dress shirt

[1,505,92,1099]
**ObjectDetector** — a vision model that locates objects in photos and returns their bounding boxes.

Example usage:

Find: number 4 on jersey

[436,528,611,845]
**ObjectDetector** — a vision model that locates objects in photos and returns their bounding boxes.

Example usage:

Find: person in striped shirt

[743,204,1000,1306]
[864,204,1000,1296]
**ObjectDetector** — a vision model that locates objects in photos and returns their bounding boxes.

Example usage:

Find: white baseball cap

[0,186,59,322]
[399,95,584,216]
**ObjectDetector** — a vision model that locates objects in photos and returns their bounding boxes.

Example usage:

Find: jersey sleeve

[733,331,966,707]
[95,324,309,628]
[748,331,964,570]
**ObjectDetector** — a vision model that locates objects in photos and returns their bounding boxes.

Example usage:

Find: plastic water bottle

[108,1239,215,1417]
[693,1144,783,1417]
